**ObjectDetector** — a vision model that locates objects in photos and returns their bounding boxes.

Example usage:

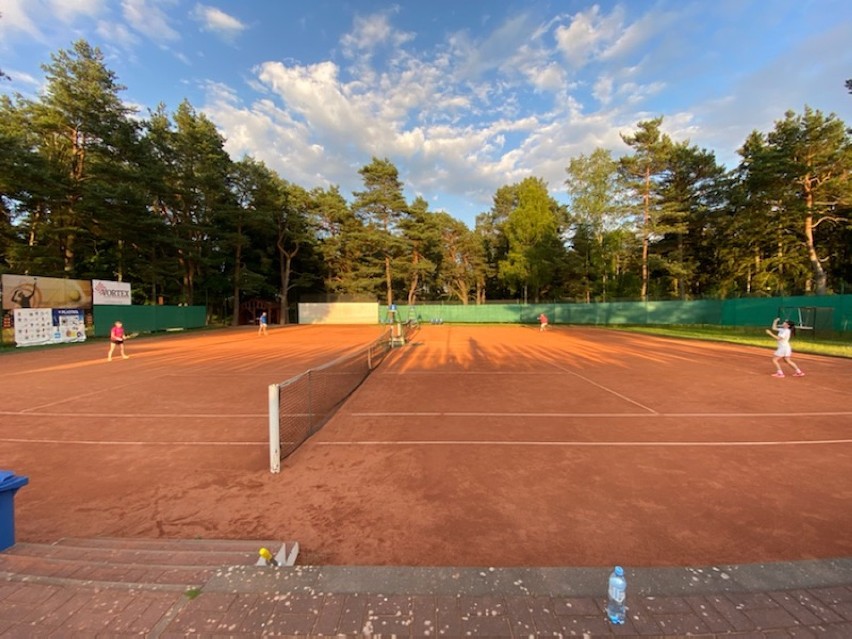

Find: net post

[268,383,281,473]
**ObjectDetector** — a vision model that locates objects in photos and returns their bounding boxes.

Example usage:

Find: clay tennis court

[1,324,851,568]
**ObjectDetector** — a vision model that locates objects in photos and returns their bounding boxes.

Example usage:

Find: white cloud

[523,61,566,93]
[599,7,678,62]
[618,80,666,105]
[341,13,392,55]
[48,0,104,22]
[554,5,624,68]
[201,5,628,216]
[340,10,413,59]
[0,0,107,43]
[173,50,191,66]
[453,13,536,79]
[0,0,44,39]
[679,21,852,170]
[593,74,614,105]
[208,47,571,215]
[191,3,246,41]
[96,19,139,48]
[661,111,701,144]
[197,2,850,223]
[203,84,352,192]
[0,66,40,92]
[194,5,694,219]
[257,61,370,138]
[121,0,179,42]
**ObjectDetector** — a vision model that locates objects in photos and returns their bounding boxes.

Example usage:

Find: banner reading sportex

[92,279,132,305]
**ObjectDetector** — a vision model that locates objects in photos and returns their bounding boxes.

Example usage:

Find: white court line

[387,360,660,413]
[382,371,598,375]
[553,365,660,414]
[348,411,852,418]
[18,380,145,413]
[0,411,266,418]
[317,439,852,448]
[0,438,266,446]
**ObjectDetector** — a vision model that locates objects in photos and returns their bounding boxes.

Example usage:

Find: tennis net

[268,329,392,472]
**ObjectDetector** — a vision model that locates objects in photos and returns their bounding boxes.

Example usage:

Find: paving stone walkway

[1,541,851,637]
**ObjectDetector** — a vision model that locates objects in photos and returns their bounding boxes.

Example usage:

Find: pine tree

[352,158,409,305]
[619,118,674,300]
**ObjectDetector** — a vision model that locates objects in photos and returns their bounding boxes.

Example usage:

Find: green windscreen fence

[93,305,207,337]
[382,295,851,332]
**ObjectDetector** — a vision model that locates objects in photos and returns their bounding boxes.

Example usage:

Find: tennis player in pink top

[108,321,130,361]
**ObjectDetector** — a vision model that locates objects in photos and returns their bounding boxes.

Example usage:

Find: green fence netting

[380,295,851,332]
[93,305,206,337]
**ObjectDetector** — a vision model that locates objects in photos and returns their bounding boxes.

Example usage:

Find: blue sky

[1,0,850,228]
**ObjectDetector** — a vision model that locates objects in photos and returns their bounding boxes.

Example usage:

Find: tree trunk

[407,279,418,306]
[232,267,241,325]
[279,253,291,325]
[232,222,243,326]
[183,270,194,305]
[385,255,393,306]
[277,233,299,325]
[407,253,420,306]
[803,177,828,295]
[178,252,194,304]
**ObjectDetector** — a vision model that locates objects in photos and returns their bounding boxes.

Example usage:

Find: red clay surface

[1,324,850,568]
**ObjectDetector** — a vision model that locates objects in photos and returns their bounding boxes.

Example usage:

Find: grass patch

[612,324,852,358]
[184,587,203,600]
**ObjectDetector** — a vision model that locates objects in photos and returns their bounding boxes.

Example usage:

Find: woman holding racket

[766,318,804,378]
[108,320,130,361]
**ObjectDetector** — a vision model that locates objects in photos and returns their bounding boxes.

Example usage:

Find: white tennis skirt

[774,343,792,357]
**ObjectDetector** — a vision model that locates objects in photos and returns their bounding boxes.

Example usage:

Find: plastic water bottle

[606,565,627,624]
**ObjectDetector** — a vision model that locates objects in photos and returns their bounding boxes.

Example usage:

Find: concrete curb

[205,557,852,598]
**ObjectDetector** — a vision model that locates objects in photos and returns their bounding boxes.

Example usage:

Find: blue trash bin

[0,470,29,551]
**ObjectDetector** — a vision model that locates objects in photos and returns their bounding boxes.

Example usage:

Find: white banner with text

[13,308,86,346]
[92,279,132,305]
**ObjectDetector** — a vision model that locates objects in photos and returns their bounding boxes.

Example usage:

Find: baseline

[0,437,266,446]
[315,438,852,448]
[348,410,852,417]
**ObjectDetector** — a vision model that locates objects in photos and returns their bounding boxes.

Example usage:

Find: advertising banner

[12,308,54,346]
[92,279,132,305]
[1,274,92,310]
[12,308,86,347]
[53,308,87,343]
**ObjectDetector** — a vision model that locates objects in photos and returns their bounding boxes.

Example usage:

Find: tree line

[1,41,850,324]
